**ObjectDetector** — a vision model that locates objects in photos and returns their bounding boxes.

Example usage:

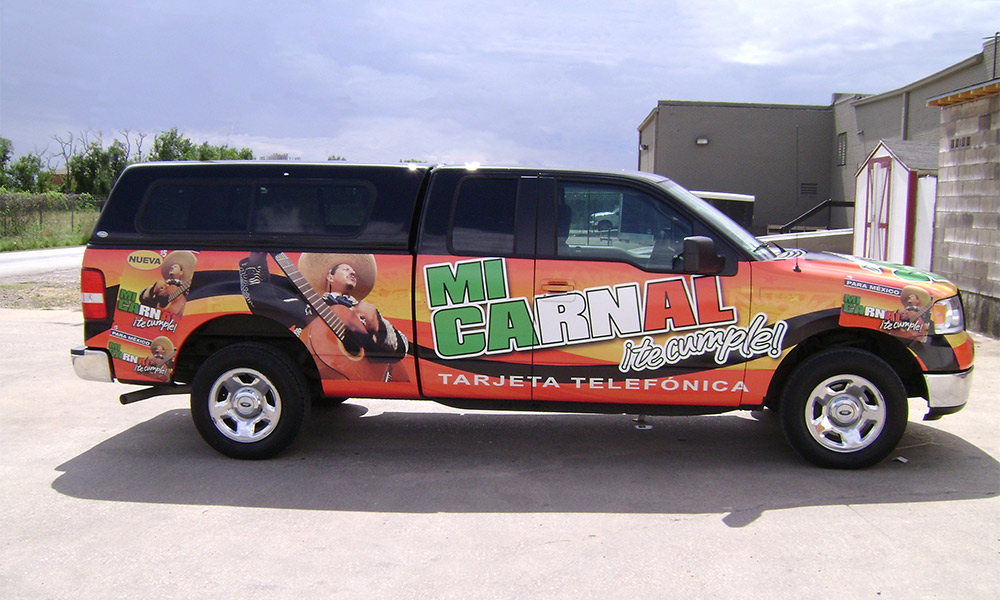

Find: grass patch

[0,209,99,251]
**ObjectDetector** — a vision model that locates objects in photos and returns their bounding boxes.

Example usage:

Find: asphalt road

[2,307,998,599]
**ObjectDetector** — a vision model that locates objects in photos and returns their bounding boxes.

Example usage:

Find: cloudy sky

[1,1,997,170]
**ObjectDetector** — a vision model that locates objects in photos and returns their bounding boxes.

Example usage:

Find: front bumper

[71,347,114,383]
[923,367,973,420]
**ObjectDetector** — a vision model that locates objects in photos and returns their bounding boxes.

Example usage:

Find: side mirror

[677,236,725,274]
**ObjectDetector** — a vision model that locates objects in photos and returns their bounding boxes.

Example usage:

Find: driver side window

[557,181,692,271]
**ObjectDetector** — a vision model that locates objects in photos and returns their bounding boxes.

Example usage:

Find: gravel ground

[0,268,80,310]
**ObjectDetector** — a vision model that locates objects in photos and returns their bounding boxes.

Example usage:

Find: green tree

[150,128,253,161]
[7,154,47,192]
[0,137,14,188]
[68,139,129,196]
[0,137,12,167]
[150,127,196,161]
[194,141,254,160]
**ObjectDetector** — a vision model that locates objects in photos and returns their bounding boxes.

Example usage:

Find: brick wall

[932,95,1000,337]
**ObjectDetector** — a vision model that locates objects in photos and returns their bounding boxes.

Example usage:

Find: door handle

[540,279,575,293]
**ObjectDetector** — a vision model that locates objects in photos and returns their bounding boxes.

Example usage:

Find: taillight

[81,268,108,320]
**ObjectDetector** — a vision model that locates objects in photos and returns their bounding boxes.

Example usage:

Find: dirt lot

[0,268,80,310]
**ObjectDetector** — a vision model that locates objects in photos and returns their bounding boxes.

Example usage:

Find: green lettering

[426,262,487,308]
[117,289,138,313]
[432,306,486,358]
[487,300,539,353]
[483,258,508,301]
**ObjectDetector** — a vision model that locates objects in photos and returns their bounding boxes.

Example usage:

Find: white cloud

[1,0,996,172]
[679,0,996,67]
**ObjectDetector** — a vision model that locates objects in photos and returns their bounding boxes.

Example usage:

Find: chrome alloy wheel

[805,374,887,453]
[208,367,282,443]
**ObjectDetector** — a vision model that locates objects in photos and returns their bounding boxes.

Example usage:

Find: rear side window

[138,180,376,237]
[139,183,253,232]
[450,177,518,255]
[252,181,375,236]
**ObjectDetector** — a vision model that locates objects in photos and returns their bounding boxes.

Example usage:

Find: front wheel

[780,348,907,469]
[191,343,309,459]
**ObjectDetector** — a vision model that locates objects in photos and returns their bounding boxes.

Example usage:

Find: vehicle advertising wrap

[415,255,771,406]
[87,248,973,407]
[832,255,950,341]
[86,249,419,397]
[107,249,197,382]
[413,251,972,408]
[757,252,974,372]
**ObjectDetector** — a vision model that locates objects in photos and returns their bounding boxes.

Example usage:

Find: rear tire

[780,348,907,469]
[191,343,309,459]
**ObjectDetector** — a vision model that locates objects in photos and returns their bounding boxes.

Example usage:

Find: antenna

[793,229,802,272]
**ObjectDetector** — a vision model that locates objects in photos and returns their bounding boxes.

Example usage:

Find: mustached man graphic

[139,250,196,317]
[239,251,408,382]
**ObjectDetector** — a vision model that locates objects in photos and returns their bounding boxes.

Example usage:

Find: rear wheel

[191,343,309,459]
[780,348,907,469]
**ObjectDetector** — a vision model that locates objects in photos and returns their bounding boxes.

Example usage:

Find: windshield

[653,178,777,260]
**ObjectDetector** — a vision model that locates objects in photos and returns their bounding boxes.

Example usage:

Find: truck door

[531,176,755,408]
[414,168,539,401]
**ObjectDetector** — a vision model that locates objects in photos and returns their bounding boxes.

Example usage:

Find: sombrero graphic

[901,285,932,310]
[149,336,176,360]
[297,253,377,300]
[160,250,197,284]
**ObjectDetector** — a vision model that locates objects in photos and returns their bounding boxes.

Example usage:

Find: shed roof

[857,139,939,177]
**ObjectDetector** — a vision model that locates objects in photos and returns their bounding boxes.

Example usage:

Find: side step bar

[120,385,192,405]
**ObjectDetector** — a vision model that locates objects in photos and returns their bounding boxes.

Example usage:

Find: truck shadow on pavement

[53,401,999,527]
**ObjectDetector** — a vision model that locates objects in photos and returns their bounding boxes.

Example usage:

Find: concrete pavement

[1,307,997,599]
[0,246,84,278]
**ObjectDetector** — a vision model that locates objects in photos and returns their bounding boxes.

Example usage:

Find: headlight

[931,295,965,334]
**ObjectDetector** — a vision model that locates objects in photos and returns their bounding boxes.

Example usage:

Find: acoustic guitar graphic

[140,278,190,315]
[272,252,391,382]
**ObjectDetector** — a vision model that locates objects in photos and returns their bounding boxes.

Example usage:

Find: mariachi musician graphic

[139,250,197,316]
[894,284,933,341]
[143,335,176,381]
[238,251,408,382]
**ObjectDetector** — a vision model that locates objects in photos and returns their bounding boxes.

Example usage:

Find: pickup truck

[71,162,975,468]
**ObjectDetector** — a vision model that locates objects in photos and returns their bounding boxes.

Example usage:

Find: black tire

[191,343,310,459]
[780,348,907,469]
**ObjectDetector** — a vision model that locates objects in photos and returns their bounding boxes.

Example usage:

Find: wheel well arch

[765,326,927,409]
[172,314,323,398]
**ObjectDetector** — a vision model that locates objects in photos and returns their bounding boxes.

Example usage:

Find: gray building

[638,101,832,235]
[638,38,994,236]
[638,35,1000,337]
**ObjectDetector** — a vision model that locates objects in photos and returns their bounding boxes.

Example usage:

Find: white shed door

[862,157,892,261]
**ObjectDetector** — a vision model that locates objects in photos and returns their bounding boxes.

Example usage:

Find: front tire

[780,348,907,469]
[191,343,309,459]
